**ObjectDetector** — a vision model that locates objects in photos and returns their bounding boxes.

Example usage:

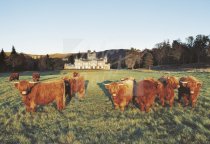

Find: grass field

[0,70,210,144]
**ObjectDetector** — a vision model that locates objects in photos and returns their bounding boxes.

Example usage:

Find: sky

[0,0,210,54]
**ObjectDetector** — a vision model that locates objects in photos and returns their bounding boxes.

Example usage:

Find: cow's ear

[197,82,202,87]
[29,81,38,88]
[154,81,161,89]
[14,83,19,89]
[104,84,110,89]
[157,82,161,89]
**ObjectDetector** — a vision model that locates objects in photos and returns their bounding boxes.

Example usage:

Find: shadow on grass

[64,80,89,106]
[97,80,114,107]
[83,80,89,99]
[118,127,143,142]
[85,80,89,91]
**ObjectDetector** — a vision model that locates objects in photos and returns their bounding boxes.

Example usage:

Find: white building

[64,51,110,70]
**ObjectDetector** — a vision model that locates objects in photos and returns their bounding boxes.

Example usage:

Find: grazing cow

[65,75,85,99]
[14,80,66,112]
[157,76,180,107]
[105,77,135,111]
[135,79,161,112]
[9,73,19,81]
[178,76,202,107]
[32,72,40,82]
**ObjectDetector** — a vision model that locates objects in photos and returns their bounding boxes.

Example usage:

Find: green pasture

[0,70,210,144]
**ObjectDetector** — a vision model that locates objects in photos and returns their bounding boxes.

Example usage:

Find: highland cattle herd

[9,72,202,113]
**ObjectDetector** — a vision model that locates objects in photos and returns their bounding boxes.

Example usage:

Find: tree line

[0,34,209,72]
[66,34,210,69]
[0,46,64,72]
[124,34,210,69]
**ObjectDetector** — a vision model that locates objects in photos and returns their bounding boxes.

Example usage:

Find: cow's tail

[63,81,66,108]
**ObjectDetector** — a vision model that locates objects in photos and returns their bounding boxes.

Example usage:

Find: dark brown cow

[157,76,180,107]
[32,72,40,82]
[9,73,19,81]
[105,77,134,111]
[178,76,202,107]
[14,80,66,112]
[64,74,85,99]
[71,76,85,99]
[135,79,161,112]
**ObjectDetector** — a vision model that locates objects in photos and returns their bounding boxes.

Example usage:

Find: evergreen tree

[46,54,53,70]
[68,55,75,64]
[143,52,153,69]
[38,54,53,71]
[0,49,6,59]
[9,46,19,71]
[193,35,209,63]
[0,49,6,71]
[77,52,81,59]
[11,45,17,55]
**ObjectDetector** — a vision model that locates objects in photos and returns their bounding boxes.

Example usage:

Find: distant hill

[29,53,72,59]
[47,53,71,58]
[4,52,72,59]
[4,49,130,68]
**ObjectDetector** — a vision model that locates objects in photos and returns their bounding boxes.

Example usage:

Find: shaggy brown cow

[105,77,134,111]
[68,75,85,99]
[135,79,161,112]
[157,76,180,107]
[14,80,66,112]
[178,76,202,107]
[32,72,40,82]
[9,73,19,81]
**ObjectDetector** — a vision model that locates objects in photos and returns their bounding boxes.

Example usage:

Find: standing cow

[64,72,85,99]
[9,73,19,81]
[32,72,40,82]
[157,76,180,107]
[134,79,161,112]
[104,77,135,111]
[178,76,202,107]
[69,75,85,99]
[14,80,66,112]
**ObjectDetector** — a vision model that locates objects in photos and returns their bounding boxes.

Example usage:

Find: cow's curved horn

[118,83,124,86]
[11,81,19,84]
[180,81,188,84]
[29,81,39,84]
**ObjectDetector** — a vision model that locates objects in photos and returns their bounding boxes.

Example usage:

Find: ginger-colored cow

[158,76,180,107]
[105,77,134,111]
[135,79,161,112]
[14,80,66,112]
[178,76,202,107]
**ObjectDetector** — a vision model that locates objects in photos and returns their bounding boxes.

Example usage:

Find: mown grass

[0,70,210,144]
